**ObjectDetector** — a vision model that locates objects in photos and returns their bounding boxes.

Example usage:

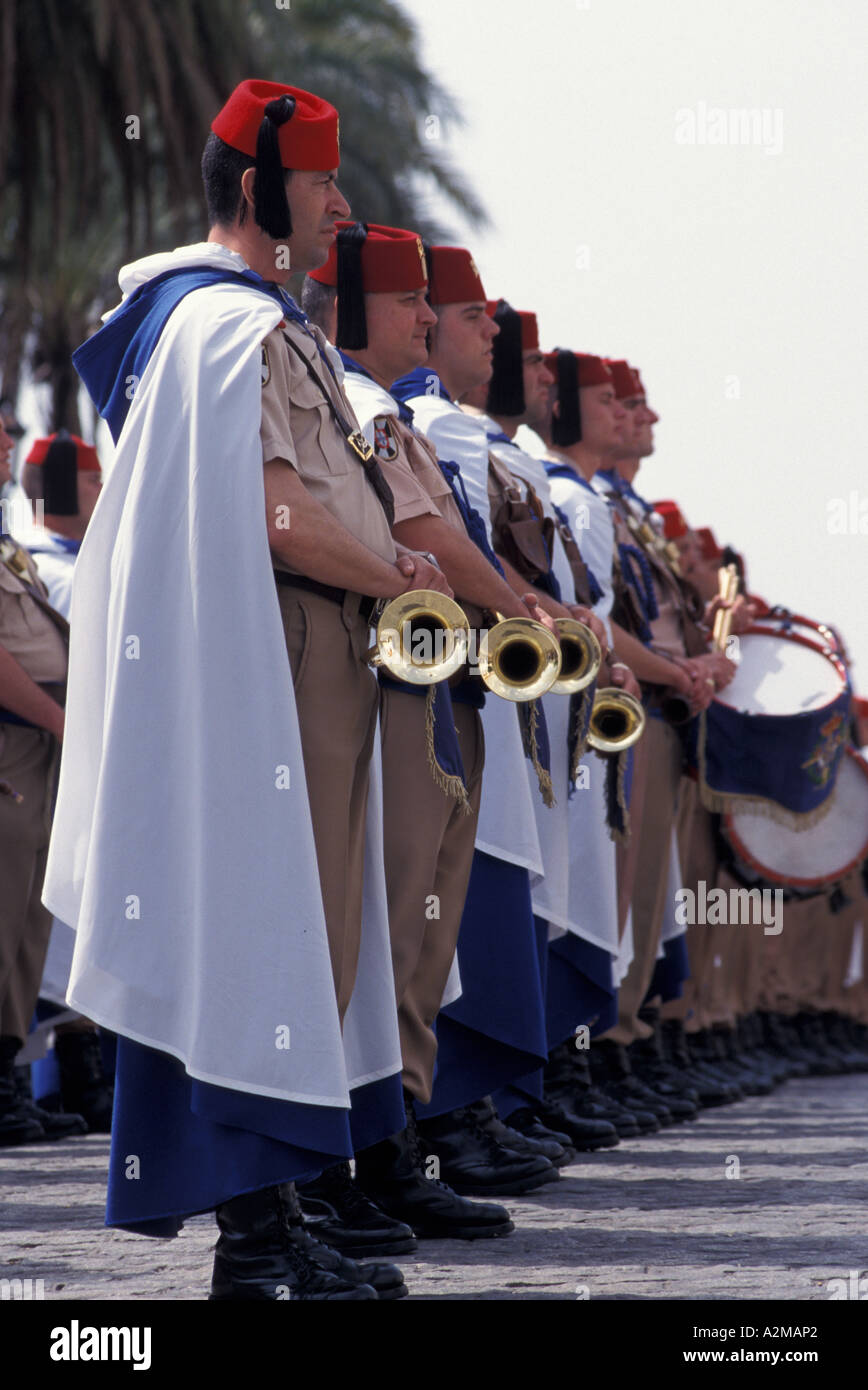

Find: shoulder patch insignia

[261,345,271,387]
[373,415,399,461]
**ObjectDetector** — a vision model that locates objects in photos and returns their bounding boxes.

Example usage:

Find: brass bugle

[478,612,562,702]
[658,688,693,726]
[586,688,647,754]
[549,617,603,695]
[368,589,470,685]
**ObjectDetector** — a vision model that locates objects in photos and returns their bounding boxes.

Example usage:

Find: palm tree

[0,0,485,432]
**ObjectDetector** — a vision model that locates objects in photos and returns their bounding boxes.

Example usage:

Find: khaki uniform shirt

[370,414,484,629]
[259,319,396,575]
[0,544,68,685]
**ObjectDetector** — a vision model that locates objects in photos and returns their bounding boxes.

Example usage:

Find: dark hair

[486,299,525,417]
[301,276,337,334]
[551,348,582,447]
[201,131,292,231]
[201,132,255,227]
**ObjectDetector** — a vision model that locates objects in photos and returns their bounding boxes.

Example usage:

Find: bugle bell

[367,589,470,684]
[586,688,646,755]
[549,617,602,695]
[478,612,562,702]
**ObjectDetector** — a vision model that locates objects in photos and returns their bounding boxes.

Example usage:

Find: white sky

[402,0,868,687]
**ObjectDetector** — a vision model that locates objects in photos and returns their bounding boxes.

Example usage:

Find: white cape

[405,391,543,875]
[43,248,401,1105]
[487,428,619,957]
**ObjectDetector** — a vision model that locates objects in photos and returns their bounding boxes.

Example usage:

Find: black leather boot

[755,1012,807,1080]
[819,1012,868,1072]
[297,1161,417,1257]
[0,1036,44,1146]
[210,1182,379,1300]
[418,1103,558,1195]
[501,1104,580,1160]
[544,1042,640,1137]
[354,1096,514,1240]
[466,1096,571,1169]
[13,1067,87,1139]
[631,1007,701,1107]
[54,1030,114,1133]
[685,1029,745,1100]
[590,1039,680,1124]
[794,1012,850,1074]
[660,1019,736,1107]
[710,1025,774,1096]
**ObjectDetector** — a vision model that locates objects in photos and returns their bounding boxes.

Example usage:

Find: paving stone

[2,1075,866,1300]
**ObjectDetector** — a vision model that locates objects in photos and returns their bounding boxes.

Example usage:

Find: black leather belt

[273,571,378,623]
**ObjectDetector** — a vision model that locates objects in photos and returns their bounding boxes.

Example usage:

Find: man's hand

[608,662,641,699]
[521,593,559,637]
[705,593,756,635]
[567,604,609,659]
[393,551,454,599]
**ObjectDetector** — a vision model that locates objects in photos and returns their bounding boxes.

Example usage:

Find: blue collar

[341,353,415,428]
[544,459,597,494]
[391,366,452,405]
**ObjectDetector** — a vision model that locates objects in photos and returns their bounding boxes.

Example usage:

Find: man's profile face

[581,383,627,455]
[521,350,554,428]
[430,301,498,397]
[285,169,351,274]
[632,396,659,457]
[366,287,437,379]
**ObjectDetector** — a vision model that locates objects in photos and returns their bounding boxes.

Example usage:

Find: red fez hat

[427,247,486,305]
[544,350,613,447]
[606,359,642,399]
[695,526,723,562]
[654,500,689,540]
[310,222,427,293]
[632,365,647,396]
[486,302,539,351]
[543,352,612,389]
[26,433,100,472]
[212,79,339,171]
[310,221,429,351]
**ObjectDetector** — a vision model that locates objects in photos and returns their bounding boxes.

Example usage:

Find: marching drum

[699,626,851,821]
[750,607,843,657]
[723,747,868,895]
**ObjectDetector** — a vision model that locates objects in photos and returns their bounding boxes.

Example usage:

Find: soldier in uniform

[301,225,569,1235]
[460,301,631,1142]
[19,432,102,617]
[0,415,86,1145]
[13,430,115,1131]
[46,78,450,1301]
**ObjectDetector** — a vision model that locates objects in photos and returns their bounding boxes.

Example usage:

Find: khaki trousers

[605,716,683,1045]
[278,587,379,1020]
[615,728,650,938]
[663,781,721,1031]
[380,688,483,1103]
[0,724,59,1042]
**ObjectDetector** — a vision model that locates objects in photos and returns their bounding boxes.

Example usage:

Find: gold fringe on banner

[425,686,472,813]
[525,698,556,808]
[696,709,837,830]
[606,749,631,846]
[568,686,594,785]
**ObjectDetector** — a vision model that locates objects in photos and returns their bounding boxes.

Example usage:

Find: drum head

[724,748,868,889]
[717,629,846,717]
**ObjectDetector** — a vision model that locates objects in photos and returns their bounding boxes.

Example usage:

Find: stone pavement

[2,1074,866,1301]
